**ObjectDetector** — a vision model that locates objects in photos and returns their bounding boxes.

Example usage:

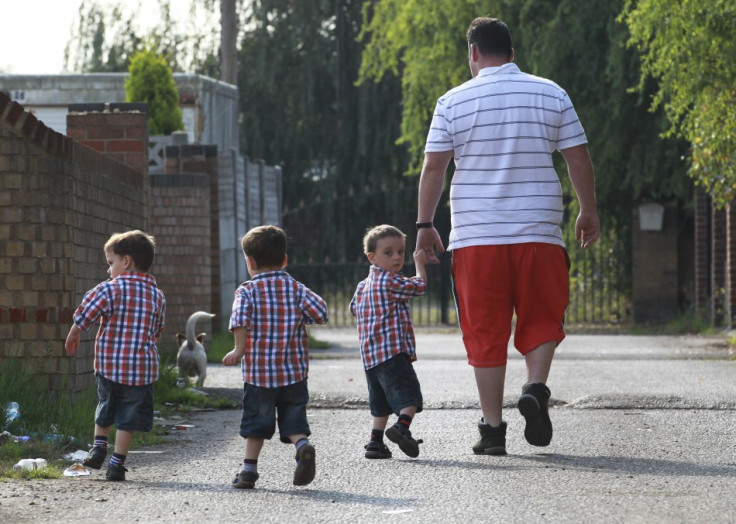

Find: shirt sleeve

[229,286,253,331]
[388,274,427,301]
[424,97,454,153]
[301,286,329,325]
[555,92,588,151]
[73,283,112,332]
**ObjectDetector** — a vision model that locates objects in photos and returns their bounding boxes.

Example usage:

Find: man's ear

[509,47,515,62]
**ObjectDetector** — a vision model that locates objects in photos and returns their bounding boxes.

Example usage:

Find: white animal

[176,311,215,387]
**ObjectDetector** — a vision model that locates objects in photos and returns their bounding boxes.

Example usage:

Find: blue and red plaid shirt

[73,272,166,386]
[229,270,328,388]
[350,265,427,370]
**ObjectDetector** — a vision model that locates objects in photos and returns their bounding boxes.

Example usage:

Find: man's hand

[575,211,601,249]
[416,227,445,264]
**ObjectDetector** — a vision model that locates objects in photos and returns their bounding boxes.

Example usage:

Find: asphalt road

[1,328,734,523]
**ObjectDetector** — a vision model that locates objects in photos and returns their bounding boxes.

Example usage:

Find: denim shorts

[365,353,423,417]
[94,373,154,432]
[239,379,311,443]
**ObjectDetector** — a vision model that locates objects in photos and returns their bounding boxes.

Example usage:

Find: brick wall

[0,92,148,393]
[149,171,214,353]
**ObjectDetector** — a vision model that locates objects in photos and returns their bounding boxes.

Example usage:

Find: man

[415,17,600,455]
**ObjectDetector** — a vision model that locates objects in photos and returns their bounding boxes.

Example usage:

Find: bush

[125,47,184,135]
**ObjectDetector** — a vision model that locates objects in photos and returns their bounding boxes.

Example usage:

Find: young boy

[350,225,428,459]
[65,230,166,482]
[223,225,328,489]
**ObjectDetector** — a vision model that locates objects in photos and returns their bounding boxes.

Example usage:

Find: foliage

[620,0,736,206]
[238,0,407,210]
[125,48,185,135]
[64,0,220,75]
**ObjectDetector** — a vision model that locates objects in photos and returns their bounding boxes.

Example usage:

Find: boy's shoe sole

[518,386,552,446]
[105,464,127,481]
[83,446,107,470]
[232,470,259,489]
[386,424,422,458]
[293,444,316,486]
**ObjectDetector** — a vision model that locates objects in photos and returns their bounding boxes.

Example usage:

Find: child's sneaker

[386,422,423,458]
[293,444,316,486]
[518,382,553,446]
[82,446,107,470]
[232,470,259,489]
[105,463,127,481]
[364,440,392,459]
[472,419,507,455]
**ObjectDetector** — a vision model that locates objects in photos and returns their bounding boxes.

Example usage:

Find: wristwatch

[416,222,433,229]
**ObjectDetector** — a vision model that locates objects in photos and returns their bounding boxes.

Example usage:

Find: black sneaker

[293,444,316,486]
[232,470,259,489]
[83,446,107,470]
[472,419,507,455]
[385,423,423,458]
[364,440,392,459]
[105,463,127,481]
[518,382,553,446]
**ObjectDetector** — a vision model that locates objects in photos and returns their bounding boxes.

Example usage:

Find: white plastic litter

[63,463,91,477]
[64,450,89,461]
[12,458,47,472]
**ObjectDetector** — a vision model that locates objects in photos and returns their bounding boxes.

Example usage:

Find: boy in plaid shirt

[65,230,166,482]
[223,225,328,489]
[350,225,428,459]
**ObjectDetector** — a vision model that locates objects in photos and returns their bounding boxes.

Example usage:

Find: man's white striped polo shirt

[425,63,588,251]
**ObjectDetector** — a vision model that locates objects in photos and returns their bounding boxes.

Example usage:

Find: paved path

[1,328,734,523]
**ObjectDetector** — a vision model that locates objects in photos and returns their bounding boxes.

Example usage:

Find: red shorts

[452,243,570,367]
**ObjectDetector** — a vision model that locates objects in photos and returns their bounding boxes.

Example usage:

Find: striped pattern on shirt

[73,272,166,386]
[425,63,588,250]
[349,266,427,370]
[229,270,328,388]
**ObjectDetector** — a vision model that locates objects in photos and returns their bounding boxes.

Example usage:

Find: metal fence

[286,181,630,328]
[288,220,629,328]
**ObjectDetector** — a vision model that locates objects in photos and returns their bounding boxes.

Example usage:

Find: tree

[125,48,184,135]
[620,0,736,206]
[65,0,220,75]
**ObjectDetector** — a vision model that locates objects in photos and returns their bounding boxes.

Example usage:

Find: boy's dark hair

[104,230,156,272]
[363,224,406,255]
[466,17,512,60]
[241,225,287,268]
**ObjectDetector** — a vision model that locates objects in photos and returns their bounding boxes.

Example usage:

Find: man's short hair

[362,224,406,255]
[241,225,287,268]
[104,230,156,272]
[466,17,512,60]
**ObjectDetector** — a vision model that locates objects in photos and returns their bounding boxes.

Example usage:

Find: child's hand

[413,249,428,266]
[65,325,80,356]
[222,348,244,366]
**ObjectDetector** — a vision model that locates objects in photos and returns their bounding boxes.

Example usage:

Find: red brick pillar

[727,204,736,328]
[712,204,727,325]
[694,189,710,313]
[66,103,149,175]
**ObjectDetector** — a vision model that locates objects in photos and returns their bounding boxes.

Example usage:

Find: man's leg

[519,340,556,446]
[524,340,556,383]
[473,366,506,427]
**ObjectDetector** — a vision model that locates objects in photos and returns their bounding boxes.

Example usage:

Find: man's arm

[417,150,453,263]
[560,144,600,249]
